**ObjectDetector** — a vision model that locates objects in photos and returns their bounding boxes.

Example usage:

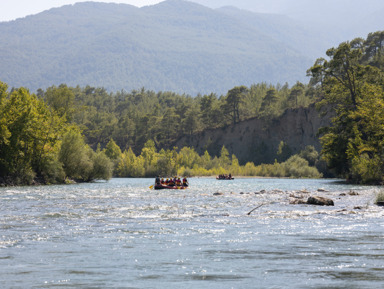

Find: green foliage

[55,128,114,182]
[59,130,94,181]
[299,145,319,166]
[91,149,114,181]
[116,148,145,178]
[110,142,321,178]
[0,86,68,184]
[276,141,292,163]
[103,138,122,174]
[104,139,122,160]
[219,146,231,168]
[282,155,322,178]
[38,153,66,184]
[308,31,384,184]
[0,82,115,185]
[225,86,247,125]
[44,81,318,157]
[43,84,75,121]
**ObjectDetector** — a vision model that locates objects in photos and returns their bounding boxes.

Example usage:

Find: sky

[0,0,164,22]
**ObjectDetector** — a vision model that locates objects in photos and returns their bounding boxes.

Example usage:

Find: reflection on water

[1,178,384,288]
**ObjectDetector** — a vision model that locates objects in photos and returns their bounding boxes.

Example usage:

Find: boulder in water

[307,196,334,206]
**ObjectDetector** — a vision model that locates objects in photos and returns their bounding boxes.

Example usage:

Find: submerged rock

[307,196,334,206]
[348,190,359,196]
[289,199,307,205]
[213,192,224,196]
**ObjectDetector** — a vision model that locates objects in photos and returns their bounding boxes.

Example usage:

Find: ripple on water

[1,178,384,289]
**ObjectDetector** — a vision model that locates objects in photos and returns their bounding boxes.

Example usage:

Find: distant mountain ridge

[0,0,328,94]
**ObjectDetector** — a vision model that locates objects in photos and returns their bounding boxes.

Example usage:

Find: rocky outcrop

[174,103,331,165]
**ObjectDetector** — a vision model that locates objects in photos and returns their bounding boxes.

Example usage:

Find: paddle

[149,185,154,189]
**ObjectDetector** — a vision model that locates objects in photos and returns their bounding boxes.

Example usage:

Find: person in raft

[182,177,188,187]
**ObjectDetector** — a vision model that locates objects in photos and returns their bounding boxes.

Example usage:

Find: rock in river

[307,196,334,206]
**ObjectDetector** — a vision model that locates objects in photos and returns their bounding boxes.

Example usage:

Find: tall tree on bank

[0,84,70,184]
[225,86,247,125]
[308,31,384,184]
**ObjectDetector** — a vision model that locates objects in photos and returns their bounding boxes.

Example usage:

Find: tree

[59,130,93,181]
[299,145,319,167]
[182,106,201,136]
[308,33,384,183]
[104,139,122,161]
[363,31,384,69]
[91,148,113,180]
[260,88,280,118]
[159,108,180,146]
[0,86,68,184]
[117,147,145,177]
[178,147,200,169]
[156,148,177,176]
[200,93,217,128]
[44,84,75,121]
[219,145,231,168]
[140,139,158,176]
[288,82,305,107]
[225,86,247,125]
[276,141,292,163]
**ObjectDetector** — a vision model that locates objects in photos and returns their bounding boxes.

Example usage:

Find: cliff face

[174,104,331,164]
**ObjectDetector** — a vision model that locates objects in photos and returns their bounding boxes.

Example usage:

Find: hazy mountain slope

[0,0,313,95]
[193,0,384,46]
[217,6,327,59]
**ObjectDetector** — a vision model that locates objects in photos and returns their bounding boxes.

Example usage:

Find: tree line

[36,81,317,155]
[0,79,320,185]
[105,139,321,179]
[1,30,384,185]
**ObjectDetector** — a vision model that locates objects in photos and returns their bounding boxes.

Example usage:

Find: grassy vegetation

[110,139,322,178]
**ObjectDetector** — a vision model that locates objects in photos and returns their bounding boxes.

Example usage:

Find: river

[1,178,384,288]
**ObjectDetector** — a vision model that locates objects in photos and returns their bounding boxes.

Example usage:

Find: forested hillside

[36,80,317,155]
[1,30,384,184]
[0,0,315,95]
[0,78,322,185]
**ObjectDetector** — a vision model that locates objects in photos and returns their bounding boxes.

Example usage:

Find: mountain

[192,0,384,47]
[0,0,321,95]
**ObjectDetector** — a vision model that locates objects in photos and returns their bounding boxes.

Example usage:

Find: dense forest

[0,78,321,185]
[1,30,384,185]
[37,81,317,153]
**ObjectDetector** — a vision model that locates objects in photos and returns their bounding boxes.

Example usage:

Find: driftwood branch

[247,203,265,215]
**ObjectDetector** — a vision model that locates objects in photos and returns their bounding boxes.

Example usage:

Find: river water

[1,178,384,288]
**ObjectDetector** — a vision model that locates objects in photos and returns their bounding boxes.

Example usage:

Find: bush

[59,131,93,181]
[39,155,66,184]
[350,154,383,184]
[90,150,113,181]
[178,166,193,177]
[283,155,322,178]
